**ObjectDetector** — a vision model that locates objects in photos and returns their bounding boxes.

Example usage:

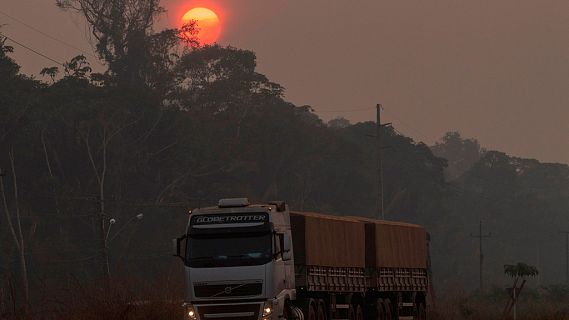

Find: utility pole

[376,104,385,220]
[537,244,541,287]
[560,231,569,283]
[471,220,491,291]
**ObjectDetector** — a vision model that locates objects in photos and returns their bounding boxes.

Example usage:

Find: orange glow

[182,7,221,44]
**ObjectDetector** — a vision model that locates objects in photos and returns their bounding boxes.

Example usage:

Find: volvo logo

[210,283,248,298]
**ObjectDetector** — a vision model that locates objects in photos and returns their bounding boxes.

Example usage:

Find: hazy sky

[3,0,569,164]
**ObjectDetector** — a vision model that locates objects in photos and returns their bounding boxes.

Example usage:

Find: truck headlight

[263,300,274,317]
[184,304,197,320]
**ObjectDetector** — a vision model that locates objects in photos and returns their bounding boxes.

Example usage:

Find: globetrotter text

[192,214,267,225]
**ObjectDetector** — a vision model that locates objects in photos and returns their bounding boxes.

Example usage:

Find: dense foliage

[437,148,569,290]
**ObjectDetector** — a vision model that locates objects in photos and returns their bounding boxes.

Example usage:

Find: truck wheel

[283,300,293,320]
[291,305,305,320]
[307,299,317,320]
[355,304,364,320]
[383,299,392,320]
[415,303,426,320]
[317,299,327,320]
[318,299,328,320]
[376,298,386,320]
[348,305,356,320]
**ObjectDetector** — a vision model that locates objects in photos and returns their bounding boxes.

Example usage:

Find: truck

[173,198,431,320]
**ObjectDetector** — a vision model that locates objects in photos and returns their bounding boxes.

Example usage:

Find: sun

[182,7,221,45]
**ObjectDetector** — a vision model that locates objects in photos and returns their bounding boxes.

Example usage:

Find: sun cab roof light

[218,198,250,208]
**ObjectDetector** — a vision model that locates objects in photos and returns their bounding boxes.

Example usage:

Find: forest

[2,0,569,318]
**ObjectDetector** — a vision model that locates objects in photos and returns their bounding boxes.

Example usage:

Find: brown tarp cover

[351,217,427,269]
[290,212,365,268]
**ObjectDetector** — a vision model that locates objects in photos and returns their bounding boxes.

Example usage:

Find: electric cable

[313,107,375,114]
[0,9,92,57]
[0,32,64,66]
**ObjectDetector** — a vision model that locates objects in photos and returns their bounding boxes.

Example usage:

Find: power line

[382,108,438,143]
[313,107,374,114]
[313,105,440,145]
[0,32,64,67]
[0,9,93,58]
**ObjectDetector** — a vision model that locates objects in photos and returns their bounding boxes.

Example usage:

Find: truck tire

[376,298,386,320]
[291,305,305,320]
[317,299,327,320]
[348,303,364,320]
[383,299,392,320]
[355,304,364,320]
[283,300,293,320]
[307,299,317,320]
[348,305,356,320]
[415,302,426,320]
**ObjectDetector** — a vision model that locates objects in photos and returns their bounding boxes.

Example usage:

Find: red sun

[182,7,221,45]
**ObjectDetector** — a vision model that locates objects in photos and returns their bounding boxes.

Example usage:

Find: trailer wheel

[376,298,386,320]
[306,299,317,320]
[348,304,356,320]
[382,299,392,320]
[317,299,327,320]
[355,304,364,320]
[415,302,426,320]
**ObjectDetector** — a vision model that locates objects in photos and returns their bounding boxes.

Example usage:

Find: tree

[0,36,42,313]
[431,131,482,180]
[0,37,19,79]
[0,153,29,311]
[56,0,198,89]
[503,263,539,320]
[327,117,350,129]
[504,263,539,278]
[171,44,284,112]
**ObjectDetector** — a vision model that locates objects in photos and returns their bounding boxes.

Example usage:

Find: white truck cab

[173,198,296,320]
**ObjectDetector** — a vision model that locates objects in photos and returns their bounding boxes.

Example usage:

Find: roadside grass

[16,277,185,320]
[7,280,569,319]
[431,285,569,320]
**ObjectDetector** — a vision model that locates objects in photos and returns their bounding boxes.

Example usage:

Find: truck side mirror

[172,235,187,261]
[282,234,292,261]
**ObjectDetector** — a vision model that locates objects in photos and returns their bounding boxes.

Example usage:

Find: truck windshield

[186,233,272,268]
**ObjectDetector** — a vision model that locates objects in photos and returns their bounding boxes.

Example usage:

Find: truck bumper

[185,301,278,320]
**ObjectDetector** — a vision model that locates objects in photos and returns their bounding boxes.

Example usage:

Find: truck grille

[194,283,263,298]
[197,303,260,320]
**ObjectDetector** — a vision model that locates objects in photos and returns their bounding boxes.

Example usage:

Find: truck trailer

[173,198,430,320]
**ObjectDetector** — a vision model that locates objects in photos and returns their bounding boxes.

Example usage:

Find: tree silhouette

[503,263,539,320]
[56,0,198,89]
[504,263,539,279]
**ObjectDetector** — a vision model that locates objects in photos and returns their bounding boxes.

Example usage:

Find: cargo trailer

[173,198,430,320]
